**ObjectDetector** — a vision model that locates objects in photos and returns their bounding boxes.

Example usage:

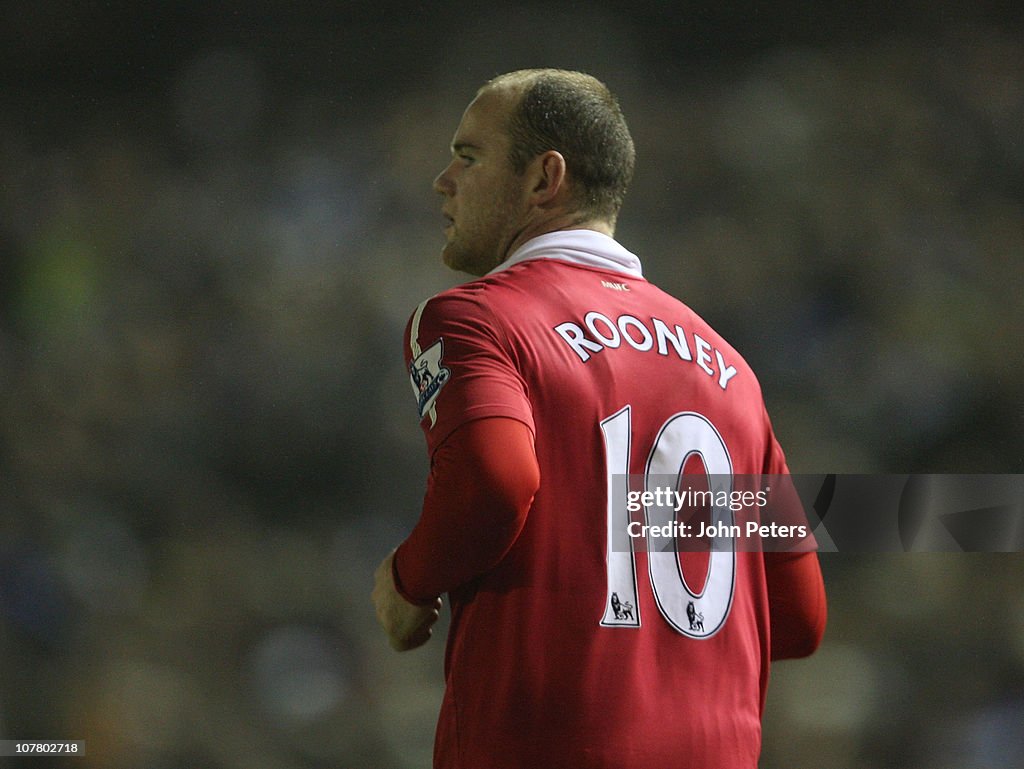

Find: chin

[440,245,461,271]
[441,245,481,276]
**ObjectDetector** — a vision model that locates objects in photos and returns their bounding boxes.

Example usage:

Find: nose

[433,160,455,196]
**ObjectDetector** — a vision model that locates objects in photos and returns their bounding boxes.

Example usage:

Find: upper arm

[405,292,535,455]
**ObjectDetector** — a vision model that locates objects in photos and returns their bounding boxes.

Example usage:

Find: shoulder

[409,277,495,317]
[404,276,521,372]
[405,272,528,343]
[403,277,536,441]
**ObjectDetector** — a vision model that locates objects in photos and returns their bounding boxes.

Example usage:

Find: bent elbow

[787,613,827,659]
[486,462,539,551]
[772,596,827,660]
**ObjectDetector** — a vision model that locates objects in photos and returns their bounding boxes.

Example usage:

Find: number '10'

[599,406,736,638]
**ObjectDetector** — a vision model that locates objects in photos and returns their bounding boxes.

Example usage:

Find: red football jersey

[400,230,804,769]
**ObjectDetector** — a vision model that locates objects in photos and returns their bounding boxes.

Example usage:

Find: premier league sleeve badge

[409,338,452,422]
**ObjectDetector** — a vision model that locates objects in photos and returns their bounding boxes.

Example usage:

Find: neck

[502,212,614,266]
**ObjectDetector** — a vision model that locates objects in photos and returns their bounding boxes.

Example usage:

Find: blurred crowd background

[1,2,1023,767]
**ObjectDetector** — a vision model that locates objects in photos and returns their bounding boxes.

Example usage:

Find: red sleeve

[405,291,535,457]
[760,412,825,658]
[765,551,827,659]
[392,416,540,603]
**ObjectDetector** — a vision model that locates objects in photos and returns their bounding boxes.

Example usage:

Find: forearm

[394,417,540,602]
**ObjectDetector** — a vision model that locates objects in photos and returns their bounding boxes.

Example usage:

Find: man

[372,69,826,769]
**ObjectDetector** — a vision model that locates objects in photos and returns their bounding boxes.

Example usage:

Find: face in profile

[432,89,529,276]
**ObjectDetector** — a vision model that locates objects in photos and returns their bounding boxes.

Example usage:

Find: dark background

[1,3,1022,767]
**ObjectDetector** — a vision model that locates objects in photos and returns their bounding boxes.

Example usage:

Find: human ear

[528,150,567,205]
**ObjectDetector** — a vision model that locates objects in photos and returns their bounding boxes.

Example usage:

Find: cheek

[458,173,516,234]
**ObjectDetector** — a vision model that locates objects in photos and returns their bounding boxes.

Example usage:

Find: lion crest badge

[409,339,451,421]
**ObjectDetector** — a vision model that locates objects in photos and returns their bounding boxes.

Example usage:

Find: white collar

[488,229,644,279]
